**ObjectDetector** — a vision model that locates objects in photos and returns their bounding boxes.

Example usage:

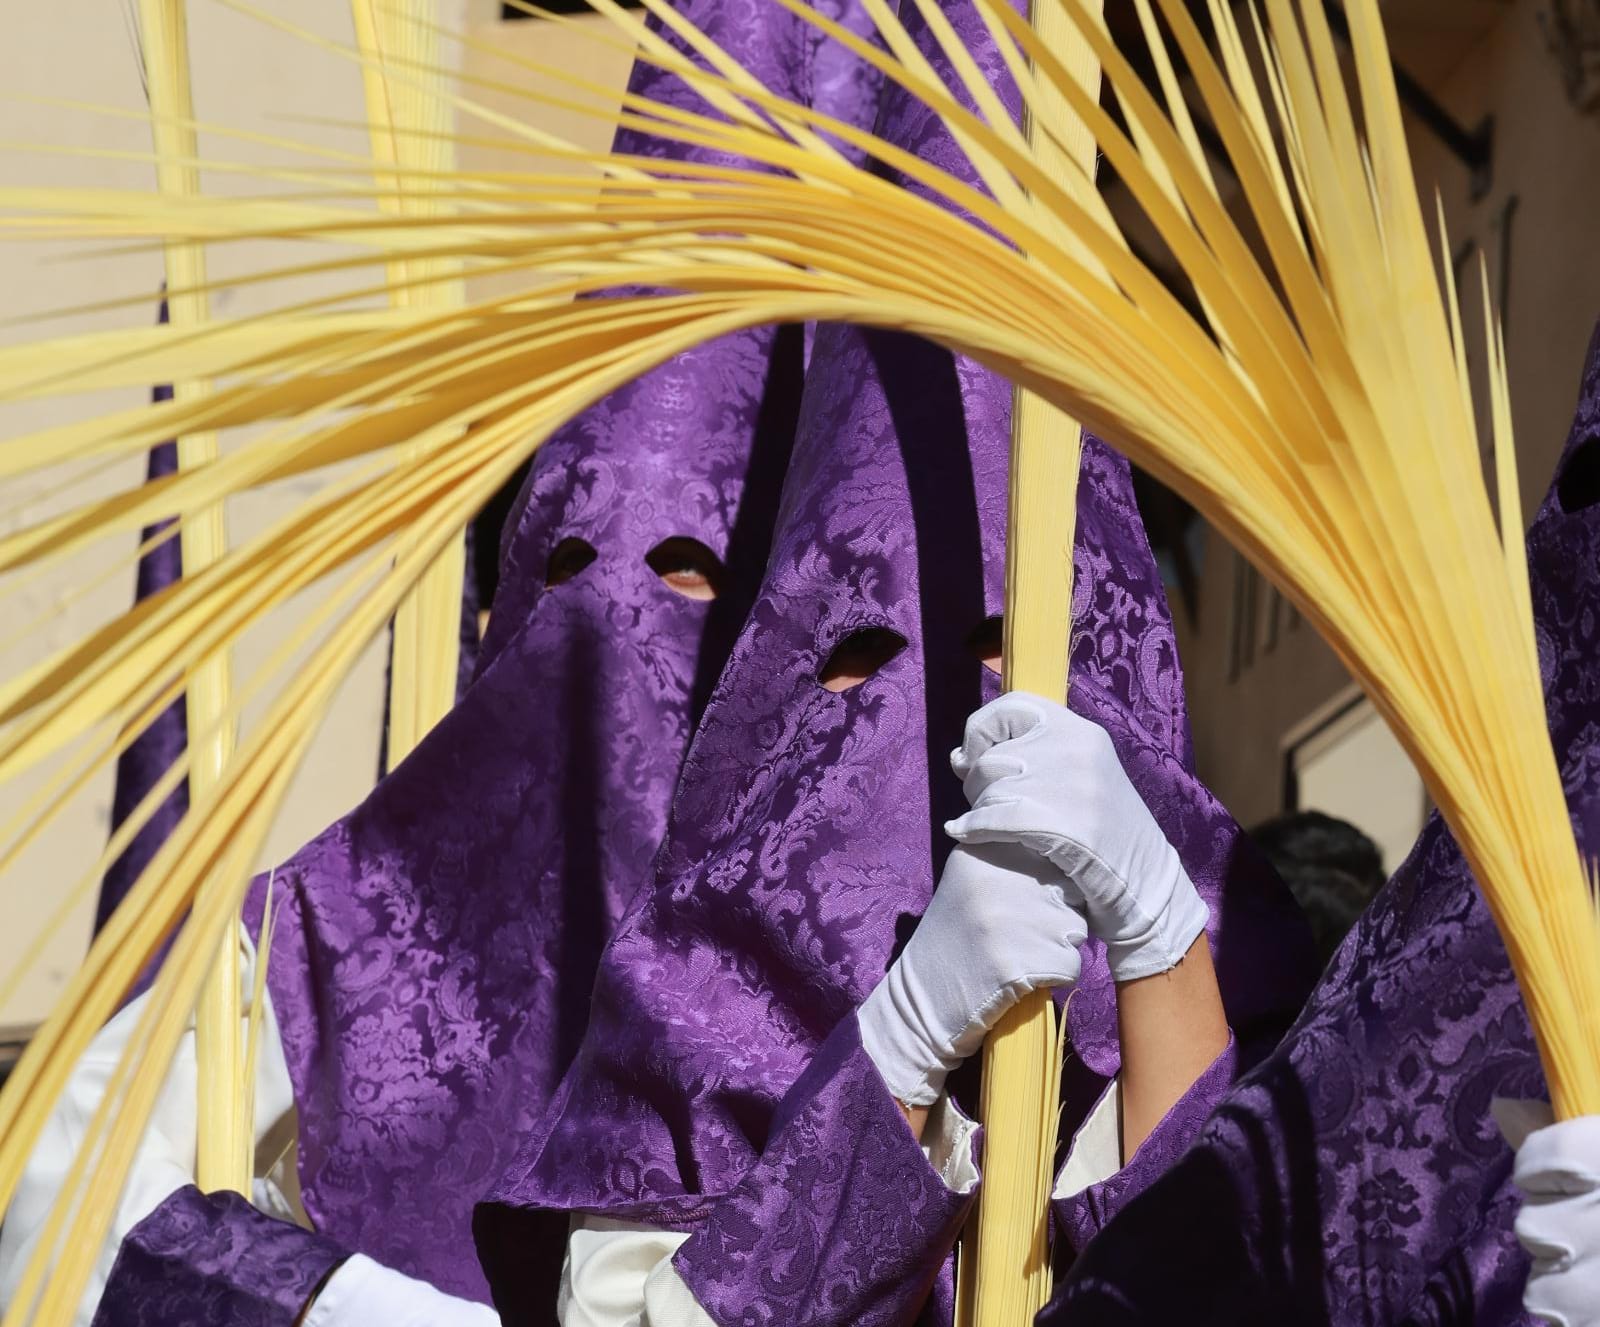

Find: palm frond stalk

[349,0,471,769]
[0,1,1595,1323]
[964,0,1102,1320]
[135,0,247,1200]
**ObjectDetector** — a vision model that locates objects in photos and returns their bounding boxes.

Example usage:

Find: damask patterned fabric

[480,14,1314,1327]
[671,1015,977,1327]
[237,335,795,1308]
[90,1187,345,1327]
[1042,322,1600,1327]
[225,8,818,1303]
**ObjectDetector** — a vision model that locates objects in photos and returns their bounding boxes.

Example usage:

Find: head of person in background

[1250,810,1387,966]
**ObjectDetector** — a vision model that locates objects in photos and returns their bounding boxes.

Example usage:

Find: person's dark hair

[1250,811,1386,967]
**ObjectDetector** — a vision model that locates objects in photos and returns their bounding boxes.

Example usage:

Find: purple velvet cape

[1042,323,1600,1327]
[475,5,1315,1324]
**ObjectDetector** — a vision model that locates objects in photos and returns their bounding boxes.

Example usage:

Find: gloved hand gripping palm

[860,692,1210,1108]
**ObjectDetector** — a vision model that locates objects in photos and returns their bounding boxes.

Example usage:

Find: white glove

[858,842,1088,1107]
[1495,1099,1600,1327]
[944,692,1209,983]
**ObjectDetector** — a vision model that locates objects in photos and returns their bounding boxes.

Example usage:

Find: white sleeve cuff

[921,1092,981,1195]
[1052,1076,1123,1200]
[559,1216,692,1326]
[306,1254,498,1327]
[642,1257,718,1327]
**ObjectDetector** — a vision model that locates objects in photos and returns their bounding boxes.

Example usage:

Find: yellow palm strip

[2,6,1599,1315]
[959,0,1101,1321]
[350,0,468,768]
[134,0,247,1198]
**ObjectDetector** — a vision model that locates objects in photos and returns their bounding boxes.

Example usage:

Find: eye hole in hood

[1558,433,1600,514]
[818,626,909,693]
[645,536,724,601]
[967,614,1004,675]
[545,536,598,588]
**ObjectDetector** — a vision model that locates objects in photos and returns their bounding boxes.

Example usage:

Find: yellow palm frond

[0,1,1593,1322]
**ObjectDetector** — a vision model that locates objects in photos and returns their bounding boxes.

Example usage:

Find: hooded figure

[219,0,891,1289]
[10,3,896,1324]
[1040,322,1600,1327]
[25,4,1308,1327]
[225,317,799,1302]
[476,6,1315,1323]
[44,327,799,1322]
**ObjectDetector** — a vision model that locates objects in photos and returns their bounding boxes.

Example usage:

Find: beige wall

[1181,0,1600,837]
[1418,0,1600,520]
[0,3,631,1032]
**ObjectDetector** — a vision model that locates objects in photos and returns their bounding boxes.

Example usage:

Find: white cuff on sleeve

[1052,1076,1123,1200]
[921,1092,981,1195]
[559,1216,702,1327]
[306,1254,498,1327]
[641,1258,718,1327]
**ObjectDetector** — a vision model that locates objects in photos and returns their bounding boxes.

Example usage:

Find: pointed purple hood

[484,0,1312,1241]
[238,9,819,1288]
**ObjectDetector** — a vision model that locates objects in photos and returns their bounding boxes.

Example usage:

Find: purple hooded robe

[475,9,1315,1326]
[90,0,877,1320]
[93,347,800,1321]
[93,4,1312,1325]
[1041,323,1600,1327]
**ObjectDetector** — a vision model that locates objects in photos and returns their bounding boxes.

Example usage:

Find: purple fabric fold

[1052,1035,1239,1255]
[1040,321,1600,1327]
[671,1013,976,1327]
[91,1187,346,1327]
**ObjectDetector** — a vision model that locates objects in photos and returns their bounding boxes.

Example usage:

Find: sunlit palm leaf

[0,1,1594,1323]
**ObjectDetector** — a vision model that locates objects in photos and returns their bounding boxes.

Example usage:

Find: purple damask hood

[237,41,809,1297]
[482,0,1313,1247]
[241,334,797,1302]
[492,323,1007,1226]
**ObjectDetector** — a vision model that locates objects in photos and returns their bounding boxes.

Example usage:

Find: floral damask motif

[92,1188,345,1327]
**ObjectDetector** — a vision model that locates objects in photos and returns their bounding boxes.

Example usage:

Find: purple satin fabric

[675,1013,978,1327]
[96,430,188,934]
[1042,323,1600,1327]
[91,1187,345,1327]
[480,9,1314,1325]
